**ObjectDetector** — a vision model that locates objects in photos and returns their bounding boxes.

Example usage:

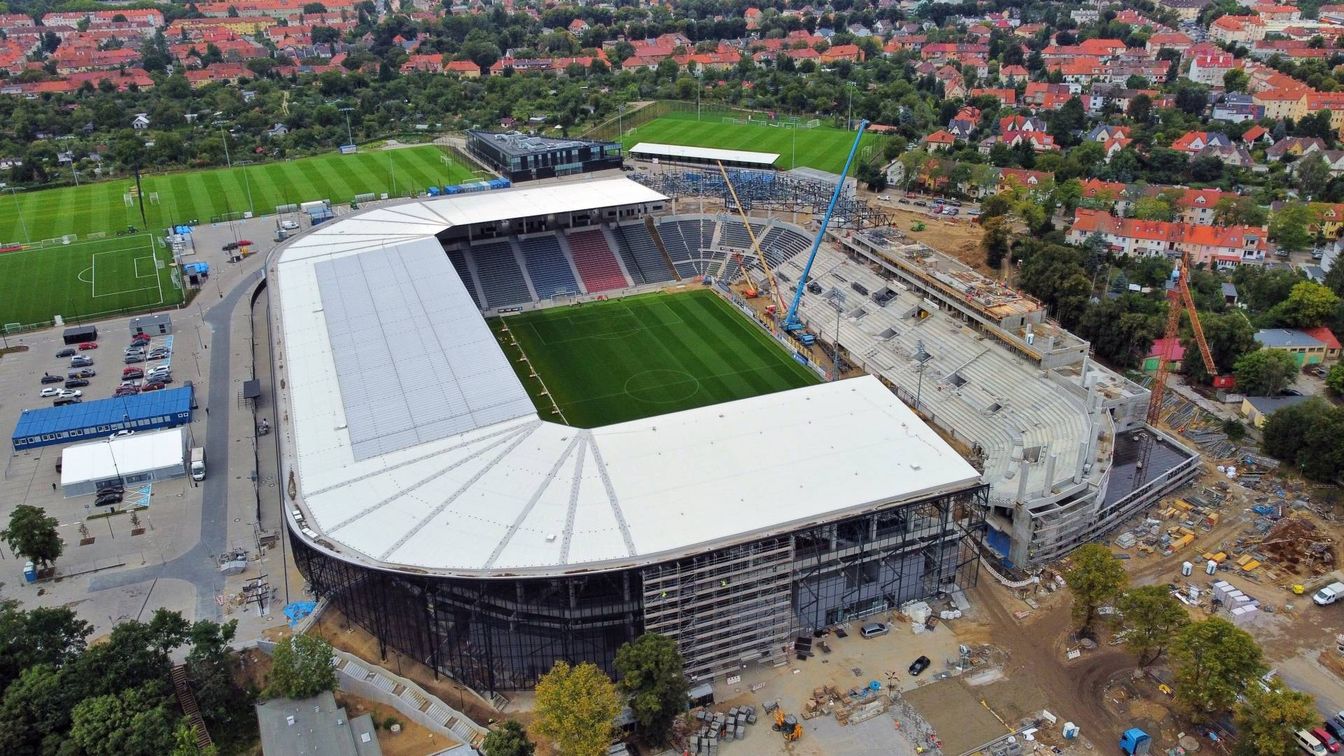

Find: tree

[1212,195,1267,227]
[981,216,1012,270]
[1064,544,1128,633]
[0,602,91,694]
[1270,202,1315,253]
[1234,683,1318,756]
[1,505,62,569]
[1234,349,1299,396]
[481,720,535,756]
[68,682,182,756]
[1328,363,1344,395]
[533,661,620,756]
[266,635,336,700]
[1277,281,1340,328]
[1182,311,1255,384]
[1171,617,1264,720]
[1297,155,1331,201]
[615,634,688,746]
[1132,195,1175,221]
[1127,93,1152,123]
[1117,585,1189,666]
[1223,68,1249,93]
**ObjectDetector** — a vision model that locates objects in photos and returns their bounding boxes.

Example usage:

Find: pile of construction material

[690,706,756,753]
[1113,490,1229,557]
[1211,579,1260,626]
[1252,517,1336,576]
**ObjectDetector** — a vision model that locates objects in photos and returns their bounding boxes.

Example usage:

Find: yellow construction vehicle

[773,709,802,741]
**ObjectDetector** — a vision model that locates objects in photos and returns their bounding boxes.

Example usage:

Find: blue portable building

[12,386,194,451]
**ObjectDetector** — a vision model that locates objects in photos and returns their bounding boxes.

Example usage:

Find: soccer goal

[803,119,822,129]
[148,192,160,205]
[123,193,134,207]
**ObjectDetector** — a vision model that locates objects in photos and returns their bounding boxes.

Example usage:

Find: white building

[59,427,187,497]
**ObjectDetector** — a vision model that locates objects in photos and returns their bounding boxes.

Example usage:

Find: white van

[1296,728,1327,755]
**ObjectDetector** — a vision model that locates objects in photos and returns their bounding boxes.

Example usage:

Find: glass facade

[291,485,986,695]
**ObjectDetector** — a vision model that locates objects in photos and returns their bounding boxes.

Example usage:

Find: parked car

[77,342,98,350]
[40,374,63,384]
[124,355,145,364]
[123,367,144,378]
[114,387,139,397]
[1313,727,1341,753]
[56,348,76,358]
[280,220,299,230]
[147,365,172,376]
[70,356,93,367]
[1324,718,1344,743]
[141,381,165,391]
[908,655,931,676]
[64,378,89,388]
[124,347,144,356]
[40,387,61,397]
[56,388,82,399]
[94,491,122,507]
[53,397,80,407]
[860,622,889,639]
[70,369,95,379]
[131,335,151,346]
[110,429,135,438]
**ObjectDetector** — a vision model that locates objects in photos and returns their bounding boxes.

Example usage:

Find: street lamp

[220,130,254,217]
[339,107,355,148]
[5,186,29,243]
[914,339,930,413]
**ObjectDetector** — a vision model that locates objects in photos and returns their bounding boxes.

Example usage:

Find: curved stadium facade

[270,178,989,694]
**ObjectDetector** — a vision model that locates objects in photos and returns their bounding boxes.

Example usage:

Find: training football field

[620,112,881,173]
[0,145,481,244]
[0,234,182,326]
[494,290,819,428]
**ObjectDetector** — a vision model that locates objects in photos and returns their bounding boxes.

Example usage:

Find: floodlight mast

[782,119,870,332]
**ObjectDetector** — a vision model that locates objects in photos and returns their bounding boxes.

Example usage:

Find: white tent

[60,427,187,497]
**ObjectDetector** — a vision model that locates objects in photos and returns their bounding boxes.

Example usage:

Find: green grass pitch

[620,112,881,173]
[0,234,182,326]
[0,145,481,244]
[492,289,820,428]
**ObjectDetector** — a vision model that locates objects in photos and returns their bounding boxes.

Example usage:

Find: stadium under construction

[271,167,1196,695]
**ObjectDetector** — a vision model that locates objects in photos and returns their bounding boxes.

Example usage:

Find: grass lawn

[493,289,818,428]
[0,145,483,244]
[0,234,182,326]
[620,111,881,173]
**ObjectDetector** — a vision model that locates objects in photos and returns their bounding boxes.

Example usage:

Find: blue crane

[781,119,871,336]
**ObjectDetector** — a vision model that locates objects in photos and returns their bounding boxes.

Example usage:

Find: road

[86,268,264,621]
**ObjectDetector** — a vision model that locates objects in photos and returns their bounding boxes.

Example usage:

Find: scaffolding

[642,536,795,681]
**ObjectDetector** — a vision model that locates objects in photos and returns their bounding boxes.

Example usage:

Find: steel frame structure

[631,167,893,230]
[291,485,987,695]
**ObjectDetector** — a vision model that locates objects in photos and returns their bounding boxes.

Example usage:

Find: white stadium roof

[272,181,980,576]
[628,142,780,166]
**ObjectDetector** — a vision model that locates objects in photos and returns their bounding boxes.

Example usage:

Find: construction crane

[1145,253,1226,427]
[782,120,870,341]
[713,160,785,315]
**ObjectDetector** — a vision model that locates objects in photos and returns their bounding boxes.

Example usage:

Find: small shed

[62,325,98,345]
[59,427,186,497]
[130,312,173,336]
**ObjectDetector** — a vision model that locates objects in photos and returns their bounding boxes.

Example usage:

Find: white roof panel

[273,185,981,576]
[629,142,780,166]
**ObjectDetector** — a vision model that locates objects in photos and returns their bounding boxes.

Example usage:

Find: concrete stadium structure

[269,178,989,695]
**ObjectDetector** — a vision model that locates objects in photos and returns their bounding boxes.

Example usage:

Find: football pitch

[0,145,481,244]
[0,234,182,326]
[620,112,882,173]
[493,290,819,428]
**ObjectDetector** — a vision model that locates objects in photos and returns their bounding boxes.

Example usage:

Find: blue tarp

[12,386,193,450]
[284,601,317,627]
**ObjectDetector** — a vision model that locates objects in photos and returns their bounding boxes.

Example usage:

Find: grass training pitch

[0,145,480,244]
[493,289,819,428]
[0,234,182,326]
[620,112,881,173]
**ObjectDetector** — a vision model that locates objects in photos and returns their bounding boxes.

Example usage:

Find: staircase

[171,664,214,750]
[644,216,682,281]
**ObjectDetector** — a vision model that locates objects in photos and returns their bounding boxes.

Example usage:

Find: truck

[1314,582,1344,606]
[190,447,206,482]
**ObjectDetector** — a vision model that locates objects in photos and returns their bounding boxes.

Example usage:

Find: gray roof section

[315,242,536,461]
[1244,395,1312,415]
[1221,282,1238,298]
[1255,328,1324,349]
[255,691,383,756]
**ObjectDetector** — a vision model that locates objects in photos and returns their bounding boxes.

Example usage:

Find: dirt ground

[901,678,1011,755]
[308,608,502,727]
[861,193,989,276]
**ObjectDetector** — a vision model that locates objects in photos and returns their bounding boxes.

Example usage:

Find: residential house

[1267,136,1326,161]
[1146,32,1194,55]
[1000,64,1029,83]
[1178,223,1269,267]
[1304,327,1342,360]
[1210,14,1266,45]
[1023,82,1074,111]
[1309,203,1344,239]
[1254,328,1329,365]
[947,106,980,140]
[131,113,150,129]
[922,129,957,152]
[1240,125,1271,145]
[969,87,1016,106]
[1156,0,1210,23]
[1170,131,1232,155]
[445,60,480,77]
[266,123,288,138]
[1067,209,1183,258]
[1212,92,1263,123]
[1253,87,1308,121]
[1082,124,1133,161]
[1177,188,1233,226]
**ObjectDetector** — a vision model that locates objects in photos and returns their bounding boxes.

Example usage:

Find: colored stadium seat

[567,229,628,293]
[610,223,676,284]
[519,235,580,299]
[472,240,533,307]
